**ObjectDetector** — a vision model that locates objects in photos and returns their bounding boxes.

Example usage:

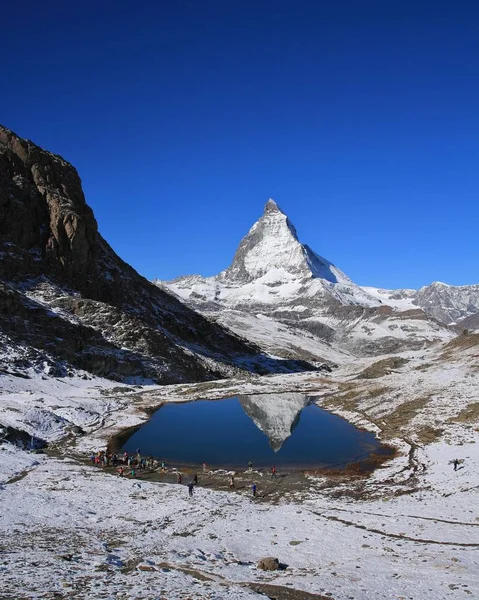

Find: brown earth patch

[306,445,397,478]
[450,402,479,424]
[379,396,432,440]
[356,357,409,379]
[416,426,444,444]
[442,333,479,357]
[247,583,333,600]
[324,385,389,412]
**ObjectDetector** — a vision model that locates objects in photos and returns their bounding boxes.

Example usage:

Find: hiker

[177,472,182,484]
[453,458,459,471]
[193,473,198,485]
[248,461,253,472]
[202,462,207,473]
[271,466,277,479]
[252,483,257,497]
[229,476,235,489]
[161,461,166,473]
[188,482,194,497]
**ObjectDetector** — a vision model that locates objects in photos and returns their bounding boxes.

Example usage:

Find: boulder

[257,557,280,571]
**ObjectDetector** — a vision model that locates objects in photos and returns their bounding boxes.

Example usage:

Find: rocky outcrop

[455,311,479,332]
[0,126,97,285]
[257,557,280,571]
[414,282,479,325]
[0,125,313,382]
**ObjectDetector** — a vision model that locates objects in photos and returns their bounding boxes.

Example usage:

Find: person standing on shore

[188,482,194,497]
[252,483,257,497]
[229,476,235,489]
[177,472,182,484]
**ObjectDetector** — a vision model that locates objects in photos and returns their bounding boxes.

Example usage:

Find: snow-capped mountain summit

[164,200,380,312]
[158,200,451,361]
[220,199,350,286]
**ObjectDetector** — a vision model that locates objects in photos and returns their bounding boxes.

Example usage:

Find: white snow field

[1,335,478,599]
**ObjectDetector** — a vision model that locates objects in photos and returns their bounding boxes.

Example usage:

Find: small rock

[257,557,280,571]
[56,554,73,561]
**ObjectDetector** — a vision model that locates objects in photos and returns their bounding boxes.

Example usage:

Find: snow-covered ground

[1,337,478,599]
[1,432,478,599]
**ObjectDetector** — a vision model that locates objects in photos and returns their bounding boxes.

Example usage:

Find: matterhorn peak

[264,198,283,214]
[218,198,350,286]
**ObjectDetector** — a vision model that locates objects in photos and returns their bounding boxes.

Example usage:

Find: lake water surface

[122,393,383,469]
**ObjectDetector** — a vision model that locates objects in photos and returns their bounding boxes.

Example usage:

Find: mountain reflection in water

[238,393,309,452]
[121,393,381,469]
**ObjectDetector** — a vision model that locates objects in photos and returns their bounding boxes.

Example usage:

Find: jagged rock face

[0,126,97,284]
[414,282,479,324]
[238,393,309,452]
[160,200,451,361]
[0,125,314,382]
[455,312,479,332]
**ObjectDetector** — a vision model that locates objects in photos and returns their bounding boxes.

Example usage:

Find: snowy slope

[1,337,478,600]
[361,286,417,309]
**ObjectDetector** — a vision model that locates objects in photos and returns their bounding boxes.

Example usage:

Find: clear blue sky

[2,1,478,288]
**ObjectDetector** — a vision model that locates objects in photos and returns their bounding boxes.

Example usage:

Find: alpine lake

[119,393,392,472]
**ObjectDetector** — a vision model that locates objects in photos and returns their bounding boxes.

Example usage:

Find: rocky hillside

[454,311,479,332]
[363,282,479,326]
[159,200,451,361]
[0,126,312,383]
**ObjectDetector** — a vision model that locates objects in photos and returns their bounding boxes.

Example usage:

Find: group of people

[89,448,156,476]
[89,449,278,498]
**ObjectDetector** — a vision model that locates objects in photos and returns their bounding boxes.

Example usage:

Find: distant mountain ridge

[159,200,454,361]
[362,282,479,327]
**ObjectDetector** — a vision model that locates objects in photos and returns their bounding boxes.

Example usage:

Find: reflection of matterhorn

[238,393,310,452]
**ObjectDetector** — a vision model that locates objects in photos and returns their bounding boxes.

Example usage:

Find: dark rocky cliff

[0,125,311,382]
